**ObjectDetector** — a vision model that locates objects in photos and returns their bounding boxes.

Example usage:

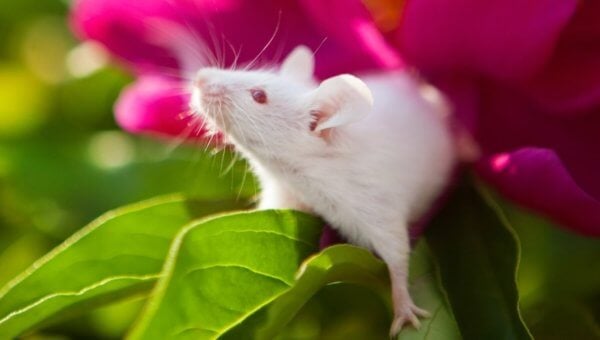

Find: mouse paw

[389,301,430,338]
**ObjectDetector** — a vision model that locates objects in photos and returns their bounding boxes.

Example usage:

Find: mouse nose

[194,70,210,88]
[195,68,220,87]
[195,76,207,88]
[195,69,226,97]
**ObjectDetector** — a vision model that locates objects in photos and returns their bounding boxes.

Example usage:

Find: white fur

[190,46,456,335]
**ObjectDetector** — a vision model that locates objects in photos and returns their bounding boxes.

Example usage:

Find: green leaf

[0,233,50,288]
[276,283,391,340]
[400,242,461,340]
[224,242,461,340]
[523,300,600,340]
[128,210,323,340]
[494,194,600,339]
[0,195,244,338]
[501,199,600,307]
[425,178,532,340]
[224,244,390,340]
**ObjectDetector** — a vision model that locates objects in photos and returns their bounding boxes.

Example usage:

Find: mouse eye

[250,88,268,104]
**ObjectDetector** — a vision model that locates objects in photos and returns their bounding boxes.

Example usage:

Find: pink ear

[280,45,315,83]
[311,74,373,133]
[309,110,325,132]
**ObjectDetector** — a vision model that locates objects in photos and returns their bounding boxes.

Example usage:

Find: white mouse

[190,45,456,336]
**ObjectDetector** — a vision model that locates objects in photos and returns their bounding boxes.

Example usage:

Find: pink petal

[477,82,600,196]
[477,148,600,237]
[319,225,343,249]
[70,0,181,73]
[115,76,208,139]
[472,80,600,236]
[71,0,393,78]
[428,74,481,133]
[521,0,600,115]
[300,0,403,75]
[398,0,578,81]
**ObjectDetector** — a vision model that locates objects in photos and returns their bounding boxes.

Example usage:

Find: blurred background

[0,1,257,338]
[0,1,598,339]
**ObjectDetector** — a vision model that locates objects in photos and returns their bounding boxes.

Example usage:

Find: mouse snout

[195,69,227,99]
[201,83,226,98]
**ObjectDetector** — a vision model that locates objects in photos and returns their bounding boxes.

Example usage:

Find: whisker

[220,33,229,70]
[217,99,228,176]
[314,36,329,56]
[203,19,225,69]
[163,111,206,154]
[244,10,282,71]
[143,20,207,79]
[224,38,242,71]
[236,158,250,201]
[167,0,220,69]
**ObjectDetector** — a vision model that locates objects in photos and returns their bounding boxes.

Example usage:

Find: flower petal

[428,74,480,133]
[300,0,403,75]
[522,0,600,115]
[72,0,320,73]
[477,148,600,236]
[115,76,208,139]
[398,0,578,81]
[471,80,600,236]
[71,0,392,77]
[70,0,181,73]
[319,225,343,249]
[476,81,600,197]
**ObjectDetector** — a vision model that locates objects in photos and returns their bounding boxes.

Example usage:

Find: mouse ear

[310,74,373,133]
[280,45,314,82]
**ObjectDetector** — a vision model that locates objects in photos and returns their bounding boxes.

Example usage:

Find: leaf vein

[200,229,314,247]
[184,264,291,286]
[0,274,159,325]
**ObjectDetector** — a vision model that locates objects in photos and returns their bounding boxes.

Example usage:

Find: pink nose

[195,68,227,98]
[195,77,207,88]
[195,68,218,87]
[202,84,226,97]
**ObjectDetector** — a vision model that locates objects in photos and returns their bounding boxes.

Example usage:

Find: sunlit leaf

[204,239,460,340]
[128,210,323,340]
[233,245,390,340]
[502,200,600,307]
[225,243,461,340]
[0,196,244,338]
[495,193,600,339]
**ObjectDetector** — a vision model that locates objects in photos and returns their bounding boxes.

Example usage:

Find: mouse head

[190,45,373,158]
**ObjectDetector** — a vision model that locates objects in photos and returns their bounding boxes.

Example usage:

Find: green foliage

[0,179,546,339]
[501,198,600,339]
[400,243,461,340]
[223,244,393,339]
[425,182,531,340]
[130,210,323,339]
[0,196,246,338]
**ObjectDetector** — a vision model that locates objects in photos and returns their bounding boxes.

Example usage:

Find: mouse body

[190,46,456,335]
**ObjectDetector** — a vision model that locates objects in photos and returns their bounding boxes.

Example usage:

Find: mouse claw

[389,302,430,338]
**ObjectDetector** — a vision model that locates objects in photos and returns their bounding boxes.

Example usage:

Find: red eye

[250,88,267,104]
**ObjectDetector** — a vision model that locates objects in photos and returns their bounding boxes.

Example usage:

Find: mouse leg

[370,224,429,337]
[388,263,430,337]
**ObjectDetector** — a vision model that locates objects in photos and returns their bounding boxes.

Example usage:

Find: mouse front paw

[389,300,430,338]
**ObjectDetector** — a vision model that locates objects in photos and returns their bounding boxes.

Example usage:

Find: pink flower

[71,0,600,236]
